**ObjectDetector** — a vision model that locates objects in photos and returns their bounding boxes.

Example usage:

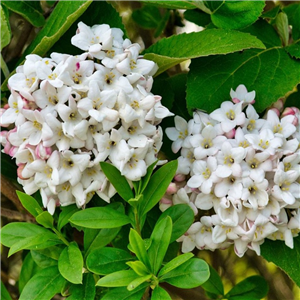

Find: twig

[1,207,35,222]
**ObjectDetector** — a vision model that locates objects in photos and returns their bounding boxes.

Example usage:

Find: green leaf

[67,273,95,300]
[148,216,172,275]
[1,1,45,27]
[101,283,148,300]
[16,191,43,218]
[201,265,224,296]
[151,286,172,300]
[283,3,300,41]
[157,204,194,243]
[261,237,300,287]
[209,1,265,30]
[241,19,282,48]
[100,162,134,202]
[132,5,161,29]
[285,85,300,108]
[36,211,54,229]
[184,9,211,27]
[19,252,41,293]
[285,40,300,59]
[96,270,139,287]
[84,227,121,257]
[160,258,210,289]
[129,229,151,270]
[58,242,83,284]
[126,261,150,276]
[261,5,280,20]
[139,160,178,217]
[225,276,268,300]
[0,5,11,51]
[86,247,133,275]
[58,204,80,231]
[127,274,152,291]
[69,204,131,229]
[140,1,197,9]
[144,29,265,75]
[158,253,194,277]
[275,12,289,47]
[19,266,66,300]
[187,48,300,114]
[1,281,12,300]
[31,246,62,268]
[154,10,170,38]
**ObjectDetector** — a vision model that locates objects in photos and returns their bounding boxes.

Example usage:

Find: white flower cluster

[0,22,172,214]
[163,85,300,257]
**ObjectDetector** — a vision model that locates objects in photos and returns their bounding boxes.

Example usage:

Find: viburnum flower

[164,84,300,257]
[1,21,171,213]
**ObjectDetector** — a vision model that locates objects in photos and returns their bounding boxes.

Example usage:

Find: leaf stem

[53,228,70,246]
[0,53,10,78]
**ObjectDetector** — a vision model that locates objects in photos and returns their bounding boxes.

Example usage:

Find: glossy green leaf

[261,5,280,20]
[225,276,268,299]
[140,160,158,195]
[86,247,133,275]
[19,266,66,300]
[201,265,224,296]
[69,204,131,229]
[144,29,265,75]
[1,1,45,27]
[1,281,12,300]
[84,227,121,257]
[148,216,172,275]
[100,162,134,202]
[187,48,300,114]
[126,261,150,276]
[31,246,62,268]
[0,5,11,51]
[19,252,41,293]
[1,223,62,256]
[58,204,79,231]
[184,9,211,27]
[276,12,289,46]
[157,204,194,243]
[127,274,152,291]
[160,258,210,289]
[16,191,43,218]
[261,237,300,287]
[158,253,194,277]
[141,1,197,9]
[132,5,161,29]
[36,211,54,229]
[209,1,265,30]
[67,273,95,300]
[283,3,300,41]
[151,286,172,300]
[96,270,139,287]
[139,160,178,216]
[58,242,83,284]
[101,283,148,300]
[129,229,151,270]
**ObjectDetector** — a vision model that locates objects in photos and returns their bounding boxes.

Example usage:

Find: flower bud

[174,173,186,182]
[166,182,178,195]
[17,164,28,180]
[225,128,236,139]
[35,143,52,159]
[232,98,240,104]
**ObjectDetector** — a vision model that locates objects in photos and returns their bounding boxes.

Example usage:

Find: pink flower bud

[249,99,255,104]
[225,128,236,139]
[17,164,28,180]
[281,107,295,117]
[160,197,172,205]
[3,104,9,109]
[35,143,52,159]
[174,173,186,182]
[9,146,18,157]
[166,182,178,195]
[232,98,240,104]
[291,107,300,114]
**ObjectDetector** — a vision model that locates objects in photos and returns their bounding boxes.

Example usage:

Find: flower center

[247,119,256,131]
[201,138,212,149]
[202,168,211,179]
[226,109,235,120]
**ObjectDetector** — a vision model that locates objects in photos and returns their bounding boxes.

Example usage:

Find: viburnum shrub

[0,1,300,300]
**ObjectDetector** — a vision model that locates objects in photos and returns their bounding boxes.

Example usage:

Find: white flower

[177,222,202,253]
[210,101,245,133]
[230,84,255,105]
[272,169,300,205]
[242,104,265,134]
